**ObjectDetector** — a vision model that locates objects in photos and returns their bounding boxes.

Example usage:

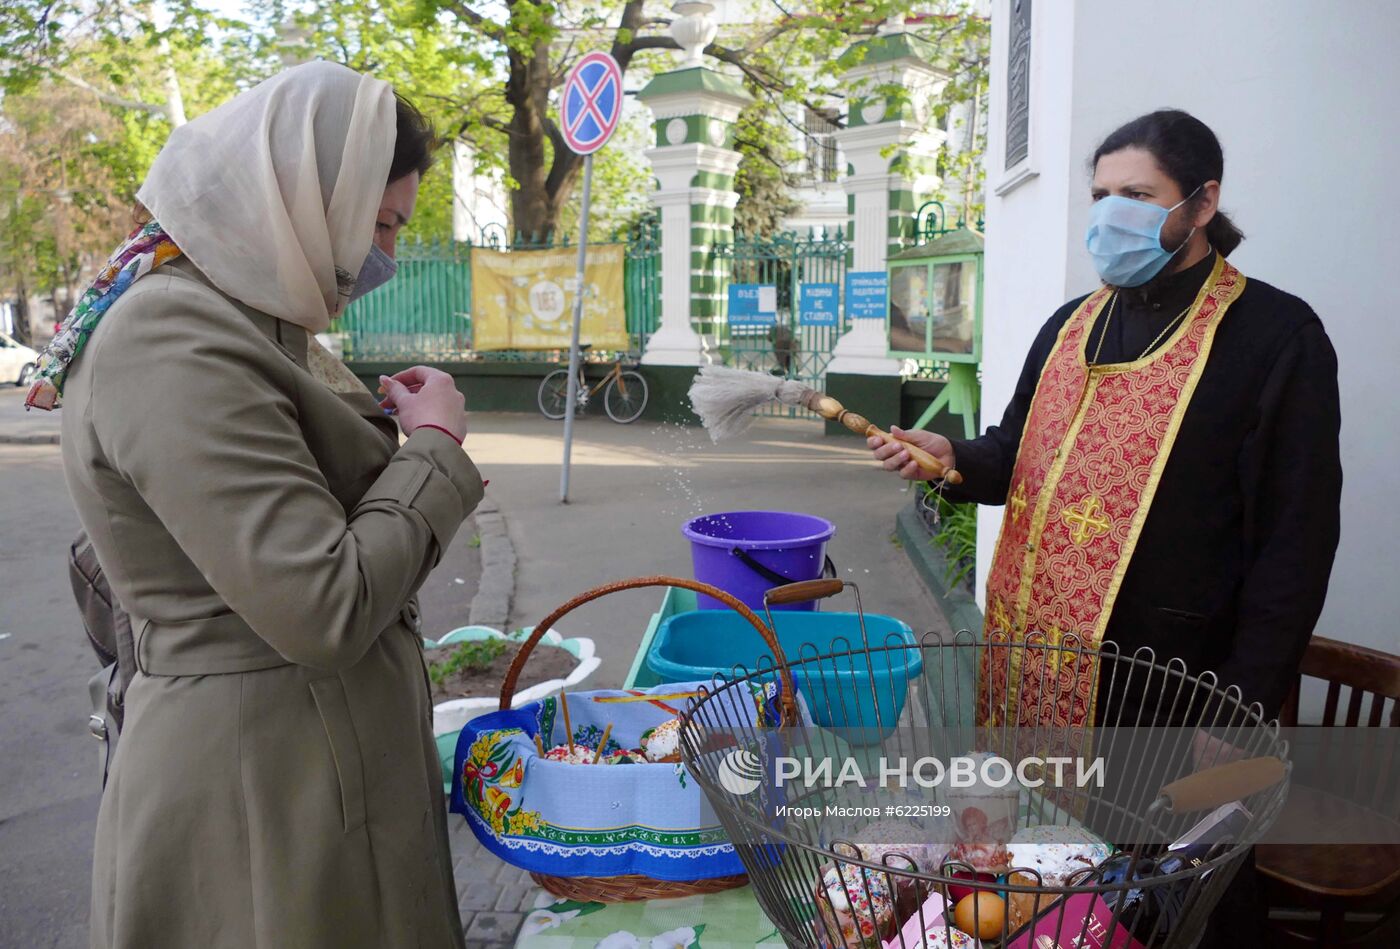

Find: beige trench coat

[61,258,483,948]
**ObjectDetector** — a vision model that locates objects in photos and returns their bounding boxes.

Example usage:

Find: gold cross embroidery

[1062,495,1111,545]
[1009,481,1028,523]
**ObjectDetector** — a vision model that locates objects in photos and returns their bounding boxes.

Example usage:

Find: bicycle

[536,347,649,424]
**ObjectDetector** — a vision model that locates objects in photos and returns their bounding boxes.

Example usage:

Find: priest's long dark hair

[1092,109,1245,256]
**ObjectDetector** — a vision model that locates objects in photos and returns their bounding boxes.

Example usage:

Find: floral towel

[515,887,782,948]
[452,681,774,881]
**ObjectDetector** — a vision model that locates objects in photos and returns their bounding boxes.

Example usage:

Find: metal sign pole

[559,153,593,503]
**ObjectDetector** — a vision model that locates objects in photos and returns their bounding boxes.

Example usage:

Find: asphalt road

[0,433,95,949]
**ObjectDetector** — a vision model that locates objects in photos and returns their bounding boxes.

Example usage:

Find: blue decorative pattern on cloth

[451,681,787,881]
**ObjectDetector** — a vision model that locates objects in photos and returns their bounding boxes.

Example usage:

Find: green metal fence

[712,229,849,416]
[624,218,661,348]
[332,238,473,361]
[329,223,660,363]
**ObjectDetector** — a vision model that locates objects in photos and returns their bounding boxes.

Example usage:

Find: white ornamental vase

[670,2,717,69]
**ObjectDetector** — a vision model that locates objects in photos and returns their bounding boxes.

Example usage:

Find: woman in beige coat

[33,63,480,947]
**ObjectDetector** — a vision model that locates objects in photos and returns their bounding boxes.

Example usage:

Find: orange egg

[953,891,1006,939]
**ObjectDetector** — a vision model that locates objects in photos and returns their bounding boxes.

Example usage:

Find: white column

[637,99,748,366]
[643,183,705,365]
[827,34,949,376]
[828,167,906,374]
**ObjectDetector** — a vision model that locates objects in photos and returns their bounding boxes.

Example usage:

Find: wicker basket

[496,575,799,903]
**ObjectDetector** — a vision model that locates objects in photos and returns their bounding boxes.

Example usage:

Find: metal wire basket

[678,579,1291,948]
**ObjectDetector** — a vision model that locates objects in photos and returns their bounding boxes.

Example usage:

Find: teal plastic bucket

[645,609,921,732]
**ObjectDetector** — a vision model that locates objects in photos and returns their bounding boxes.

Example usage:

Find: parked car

[0,333,39,386]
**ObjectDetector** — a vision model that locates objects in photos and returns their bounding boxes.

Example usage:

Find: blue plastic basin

[645,610,922,733]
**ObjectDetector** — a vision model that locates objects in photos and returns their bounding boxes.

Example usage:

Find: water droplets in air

[654,421,714,522]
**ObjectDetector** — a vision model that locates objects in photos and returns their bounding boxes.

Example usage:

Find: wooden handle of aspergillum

[1158,756,1287,813]
[805,392,963,484]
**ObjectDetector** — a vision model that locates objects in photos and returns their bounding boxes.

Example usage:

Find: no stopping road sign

[561,52,623,156]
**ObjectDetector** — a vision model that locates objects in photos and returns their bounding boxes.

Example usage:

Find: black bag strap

[729,546,837,588]
[69,529,136,698]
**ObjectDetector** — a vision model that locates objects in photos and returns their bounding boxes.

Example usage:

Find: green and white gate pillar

[637,8,752,367]
[828,24,949,376]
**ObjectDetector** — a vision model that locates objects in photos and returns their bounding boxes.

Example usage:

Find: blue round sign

[561,52,623,156]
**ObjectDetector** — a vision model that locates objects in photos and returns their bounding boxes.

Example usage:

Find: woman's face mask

[1085,184,1201,288]
[348,245,397,303]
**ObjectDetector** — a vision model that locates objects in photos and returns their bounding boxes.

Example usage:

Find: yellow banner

[471,245,628,351]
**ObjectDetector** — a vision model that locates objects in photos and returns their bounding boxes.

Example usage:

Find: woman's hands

[866,425,957,481]
[378,367,468,443]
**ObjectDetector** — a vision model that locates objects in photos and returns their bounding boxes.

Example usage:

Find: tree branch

[542,114,581,199]
[445,1,506,41]
[56,71,166,118]
[479,115,512,136]
[620,32,843,146]
[620,35,785,92]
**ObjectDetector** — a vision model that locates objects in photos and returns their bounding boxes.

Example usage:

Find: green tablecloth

[515,886,782,948]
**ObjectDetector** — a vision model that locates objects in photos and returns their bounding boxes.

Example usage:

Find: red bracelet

[415,423,463,445]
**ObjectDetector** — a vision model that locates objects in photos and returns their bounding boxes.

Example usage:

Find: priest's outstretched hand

[867,426,957,482]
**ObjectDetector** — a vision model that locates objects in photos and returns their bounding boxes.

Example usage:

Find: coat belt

[133,612,292,676]
[131,601,425,676]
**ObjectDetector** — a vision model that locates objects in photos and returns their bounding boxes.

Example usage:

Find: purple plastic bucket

[682,511,837,612]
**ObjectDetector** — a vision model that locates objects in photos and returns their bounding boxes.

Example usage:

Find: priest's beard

[1127,217,1198,299]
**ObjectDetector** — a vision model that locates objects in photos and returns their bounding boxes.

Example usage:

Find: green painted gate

[712,229,849,416]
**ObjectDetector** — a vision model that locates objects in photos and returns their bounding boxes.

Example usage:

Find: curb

[0,433,60,445]
[468,496,516,629]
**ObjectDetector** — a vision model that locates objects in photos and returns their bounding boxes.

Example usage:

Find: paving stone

[457,880,500,911]
[493,859,524,883]
[465,911,523,943]
[494,882,530,912]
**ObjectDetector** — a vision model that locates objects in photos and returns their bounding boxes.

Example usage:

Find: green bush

[923,486,977,591]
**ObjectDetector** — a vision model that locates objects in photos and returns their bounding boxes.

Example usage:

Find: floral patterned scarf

[24,220,181,411]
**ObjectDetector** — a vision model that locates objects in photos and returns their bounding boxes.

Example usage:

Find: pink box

[1005,892,1145,949]
[884,891,965,949]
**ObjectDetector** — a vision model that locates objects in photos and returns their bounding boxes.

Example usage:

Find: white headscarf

[136,61,396,332]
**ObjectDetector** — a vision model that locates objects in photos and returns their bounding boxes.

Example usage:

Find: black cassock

[945,251,1342,720]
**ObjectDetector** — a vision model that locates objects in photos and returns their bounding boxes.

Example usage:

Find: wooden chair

[1259,636,1400,947]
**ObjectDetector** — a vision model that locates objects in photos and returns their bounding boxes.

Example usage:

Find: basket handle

[1158,756,1286,813]
[497,575,799,726]
[765,578,845,606]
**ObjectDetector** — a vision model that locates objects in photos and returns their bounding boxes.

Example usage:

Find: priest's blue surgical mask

[1085,185,1201,288]
[348,245,398,303]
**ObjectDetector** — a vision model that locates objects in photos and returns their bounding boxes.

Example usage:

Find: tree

[2,1,989,256]
[405,0,957,241]
[0,2,273,336]
[924,9,989,225]
[732,100,802,240]
[0,78,138,342]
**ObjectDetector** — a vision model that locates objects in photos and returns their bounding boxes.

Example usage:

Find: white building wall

[981,0,1400,660]
[976,0,1079,597]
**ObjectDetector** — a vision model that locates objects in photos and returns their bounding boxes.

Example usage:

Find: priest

[871,109,1342,729]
